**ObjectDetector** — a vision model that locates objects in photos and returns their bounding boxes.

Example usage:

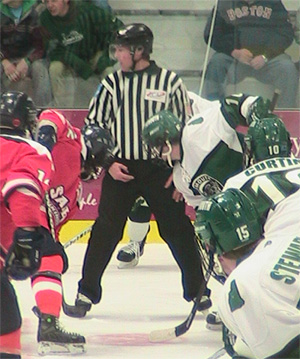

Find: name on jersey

[270,237,300,285]
[226,6,272,21]
[48,185,70,226]
[145,89,166,103]
[245,158,300,177]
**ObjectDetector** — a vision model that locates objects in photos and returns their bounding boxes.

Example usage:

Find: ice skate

[33,306,86,355]
[193,287,212,317]
[206,311,223,331]
[117,238,146,269]
[193,295,212,318]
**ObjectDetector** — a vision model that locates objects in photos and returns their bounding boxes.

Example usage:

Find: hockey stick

[269,89,281,112]
[63,224,93,249]
[62,288,89,318]
[149,252,214,342]
[61,224,93,317]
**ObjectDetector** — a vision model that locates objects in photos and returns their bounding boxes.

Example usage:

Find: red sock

[32,255,63,317]
[0,328,21,353]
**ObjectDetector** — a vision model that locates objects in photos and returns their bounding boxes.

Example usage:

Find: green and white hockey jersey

[219,158,300,358]
[173,94,260,208]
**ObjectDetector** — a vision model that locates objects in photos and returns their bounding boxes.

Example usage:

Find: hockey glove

[5,228,45,280]
[246,97,271,124]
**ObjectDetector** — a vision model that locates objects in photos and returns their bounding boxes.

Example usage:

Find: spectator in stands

[0,0,52,107]
[202,0,298,109]
[39,0,123,108]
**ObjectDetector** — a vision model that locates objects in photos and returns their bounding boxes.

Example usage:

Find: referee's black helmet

[111,23,153,55]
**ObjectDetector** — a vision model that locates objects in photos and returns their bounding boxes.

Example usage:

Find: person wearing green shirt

[40,0,123,108]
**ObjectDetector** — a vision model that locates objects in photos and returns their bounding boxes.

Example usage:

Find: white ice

[13,243,231,359]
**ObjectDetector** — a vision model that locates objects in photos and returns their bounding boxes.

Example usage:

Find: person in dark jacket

[202,0,298,108]
[40,0,123,108]
[0,0,52,106]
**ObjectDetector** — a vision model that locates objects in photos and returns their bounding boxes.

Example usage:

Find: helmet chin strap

[129,46,138,71]
[161,141,173,168]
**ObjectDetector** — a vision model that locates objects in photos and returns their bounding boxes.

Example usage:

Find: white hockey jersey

[219,158,300,358]
[174,94,263,205]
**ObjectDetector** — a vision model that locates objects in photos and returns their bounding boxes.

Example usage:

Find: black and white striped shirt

[86,61,190,160]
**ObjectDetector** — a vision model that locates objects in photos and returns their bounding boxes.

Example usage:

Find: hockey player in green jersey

[195,116,300,359]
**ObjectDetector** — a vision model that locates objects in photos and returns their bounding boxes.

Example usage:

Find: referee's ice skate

[33,306,86,355]
[117,238,146,268]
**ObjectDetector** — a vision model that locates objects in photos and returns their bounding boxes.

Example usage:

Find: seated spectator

[39,0,123,108]
[202,0,298,109]
[0,0,52,107]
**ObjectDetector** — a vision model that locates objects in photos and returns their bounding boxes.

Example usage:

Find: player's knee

[49,61,67,77]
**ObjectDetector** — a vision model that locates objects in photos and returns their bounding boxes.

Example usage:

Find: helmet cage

[142,110,181,156]
[82,124,115,177]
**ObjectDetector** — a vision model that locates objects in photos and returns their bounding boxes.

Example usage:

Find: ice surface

[13,243,231,359]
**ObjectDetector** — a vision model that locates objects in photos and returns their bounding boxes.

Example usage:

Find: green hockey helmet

[142,110,182,151]
[244,115,292,166]
[194,188,262,255]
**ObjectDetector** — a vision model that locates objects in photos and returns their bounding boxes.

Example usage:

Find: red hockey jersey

[37,110,84,238]
[0,135,53,267]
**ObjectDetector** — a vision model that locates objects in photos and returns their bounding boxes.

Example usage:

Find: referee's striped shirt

[86,61,190,160]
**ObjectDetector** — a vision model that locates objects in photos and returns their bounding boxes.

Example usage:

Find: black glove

[246,97,271,124]
[5,228,45,280]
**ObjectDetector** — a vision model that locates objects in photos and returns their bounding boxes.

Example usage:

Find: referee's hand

[108,162,134,182]
[164,174,183,202]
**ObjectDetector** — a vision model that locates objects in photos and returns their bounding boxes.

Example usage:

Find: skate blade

[206,323,222,331]
[38,341,86,356]
[117,258,139,269]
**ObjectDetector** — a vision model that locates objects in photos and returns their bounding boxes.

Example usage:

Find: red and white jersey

[37,110,84,237]
[0,135,53,267]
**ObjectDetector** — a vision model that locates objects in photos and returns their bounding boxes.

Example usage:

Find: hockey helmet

[110,23,153,56]
[142,110,182,152]
[194,188,262,255]
[0,91,37,135]
[244,114,292,166]
[81,124,115,177]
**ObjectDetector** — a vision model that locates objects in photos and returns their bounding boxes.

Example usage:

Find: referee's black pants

[78,160,205,304]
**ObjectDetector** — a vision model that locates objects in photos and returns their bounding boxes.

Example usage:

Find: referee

[71,23,208,317]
